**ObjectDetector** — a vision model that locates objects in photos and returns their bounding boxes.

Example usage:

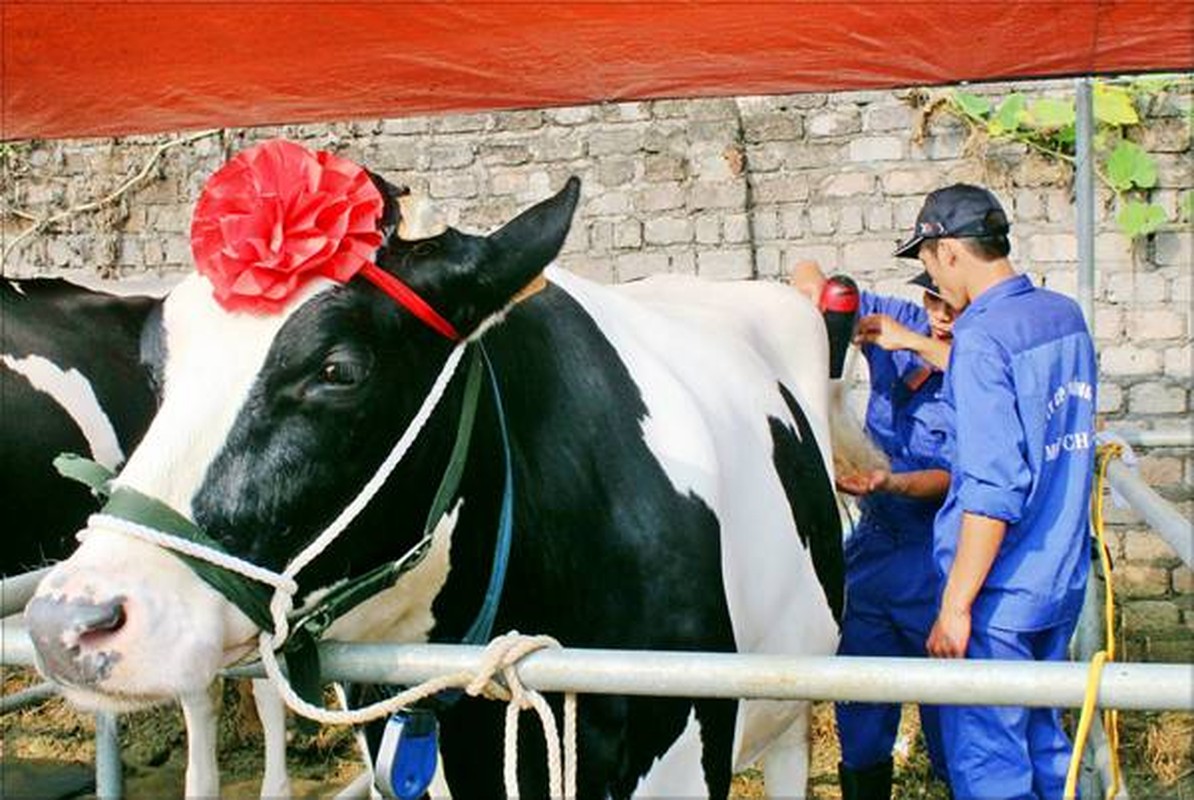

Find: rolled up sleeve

[952,335,1031,524]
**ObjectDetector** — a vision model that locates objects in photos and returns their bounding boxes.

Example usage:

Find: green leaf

[1181,191,1194,223]
[1105,140,1157,190]
[1129,76,1172,96]
[1093,83,1139,127]
[1116,201,1168,238]
[989,94,1027,136]
[1052,126,1076,149]
[1024,98,1075,132]
[953,91,991,120]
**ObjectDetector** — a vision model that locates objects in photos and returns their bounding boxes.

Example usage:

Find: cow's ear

[480,176,580,301]
[366,171,407,241]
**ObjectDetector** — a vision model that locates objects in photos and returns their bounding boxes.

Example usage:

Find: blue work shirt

[934,275,1097,631]
[854,292,954,544]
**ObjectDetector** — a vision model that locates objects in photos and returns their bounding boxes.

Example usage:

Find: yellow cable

[1097,443,1124,798]
[1064,442,1125,799]
[1066,651,1109,798]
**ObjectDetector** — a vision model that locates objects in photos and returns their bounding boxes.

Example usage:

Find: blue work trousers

[940,620,1077,800]
[836,525,947,780]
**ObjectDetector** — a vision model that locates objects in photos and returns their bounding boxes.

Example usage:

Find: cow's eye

[317,353,370,387]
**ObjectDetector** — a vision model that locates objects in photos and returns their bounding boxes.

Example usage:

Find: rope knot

[466,630,560,704]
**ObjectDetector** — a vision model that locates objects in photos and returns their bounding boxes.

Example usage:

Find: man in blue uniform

[898,184,1098,800]
[792,261,956,800]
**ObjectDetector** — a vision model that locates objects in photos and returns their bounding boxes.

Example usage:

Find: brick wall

[3,78,1190,657]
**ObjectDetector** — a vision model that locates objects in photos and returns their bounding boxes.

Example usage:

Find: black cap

[908,270,944,299]
[895,184,1010,259]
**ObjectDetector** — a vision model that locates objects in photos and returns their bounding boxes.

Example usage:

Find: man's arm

[837,467,950,500]
[926,512,1007,658]
[855,314,951,370]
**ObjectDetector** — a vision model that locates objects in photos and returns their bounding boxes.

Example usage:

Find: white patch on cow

[1,352,125,469]
[115,273,334,512]
[8,279,26,295]
[633,709,708,797]
[548,268,839,778]
[323,502,457,643]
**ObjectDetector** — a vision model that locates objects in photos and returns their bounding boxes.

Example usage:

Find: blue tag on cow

[374,709,439,800]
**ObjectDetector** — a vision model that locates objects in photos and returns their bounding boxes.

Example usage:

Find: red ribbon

[359,263,460,341]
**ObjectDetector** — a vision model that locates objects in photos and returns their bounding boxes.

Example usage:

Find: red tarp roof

[3,2,1192,140]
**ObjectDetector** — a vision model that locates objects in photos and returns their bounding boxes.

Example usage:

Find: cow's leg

[629,697,735,799]
[760,701,812,799]
[180,684,221,798]
[253,678,293,798]
[331,683,377,800]
[438,700,505,795]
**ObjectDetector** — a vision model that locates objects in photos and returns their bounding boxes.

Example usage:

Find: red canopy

[3,2,1192,140]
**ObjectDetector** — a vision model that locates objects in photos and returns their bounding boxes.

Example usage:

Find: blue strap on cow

[462,343,515,646]
[374,708,440,800]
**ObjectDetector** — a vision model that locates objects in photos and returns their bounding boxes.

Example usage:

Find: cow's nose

[25,594,127,686]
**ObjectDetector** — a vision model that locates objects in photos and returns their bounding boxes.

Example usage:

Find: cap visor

[894,235,924,259]
[907,270,944,298]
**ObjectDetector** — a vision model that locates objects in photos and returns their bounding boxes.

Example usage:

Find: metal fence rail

[2,624,1191,712]
[1,567,51,618]
[1106,459,1193,567]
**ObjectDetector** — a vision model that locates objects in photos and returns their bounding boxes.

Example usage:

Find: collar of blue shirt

[960,273,1033,323]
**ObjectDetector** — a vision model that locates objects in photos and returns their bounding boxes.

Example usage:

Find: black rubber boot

[838,758,894,800]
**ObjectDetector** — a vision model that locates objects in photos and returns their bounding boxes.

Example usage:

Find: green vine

[943,76,1190,240]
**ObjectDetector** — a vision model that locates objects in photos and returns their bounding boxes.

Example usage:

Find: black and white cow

[27,178,848,797]
[1,277,158,574]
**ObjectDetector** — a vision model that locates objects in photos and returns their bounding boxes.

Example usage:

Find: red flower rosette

[191,139,384,314]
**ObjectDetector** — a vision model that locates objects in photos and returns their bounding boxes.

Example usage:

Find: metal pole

[1073,560,1111,800]
[238,643,1194,712]
[95,711,123,800]
[1076,77,1108,786]
[1075,76,1096,330]
[0,681,56,713]
[3,621,1190,710]
[0,567,52,617]
[1113,428,1194,449]
[1107,459,1194,567]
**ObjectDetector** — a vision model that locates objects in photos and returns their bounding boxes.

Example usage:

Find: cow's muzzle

[25,594,127,686]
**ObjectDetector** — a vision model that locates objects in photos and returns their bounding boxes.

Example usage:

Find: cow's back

[547,268,838,649]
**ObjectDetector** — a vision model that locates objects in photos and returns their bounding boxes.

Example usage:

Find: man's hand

[927,605,971,658]
[835,469,890,496]
[854,313,914,351]
[789,260,827,304]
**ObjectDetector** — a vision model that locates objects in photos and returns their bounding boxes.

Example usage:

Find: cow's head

[26,142,580,709]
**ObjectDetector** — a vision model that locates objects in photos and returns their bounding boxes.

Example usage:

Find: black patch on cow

[1,279,159,573]
[769,383,844,623]
[138,301,167,400]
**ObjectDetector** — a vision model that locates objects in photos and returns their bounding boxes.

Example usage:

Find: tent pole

[1075,76,1096,329]
[1073,74,1125,800]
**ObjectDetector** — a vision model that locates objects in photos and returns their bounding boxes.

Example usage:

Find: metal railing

[0,625,1188,712]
